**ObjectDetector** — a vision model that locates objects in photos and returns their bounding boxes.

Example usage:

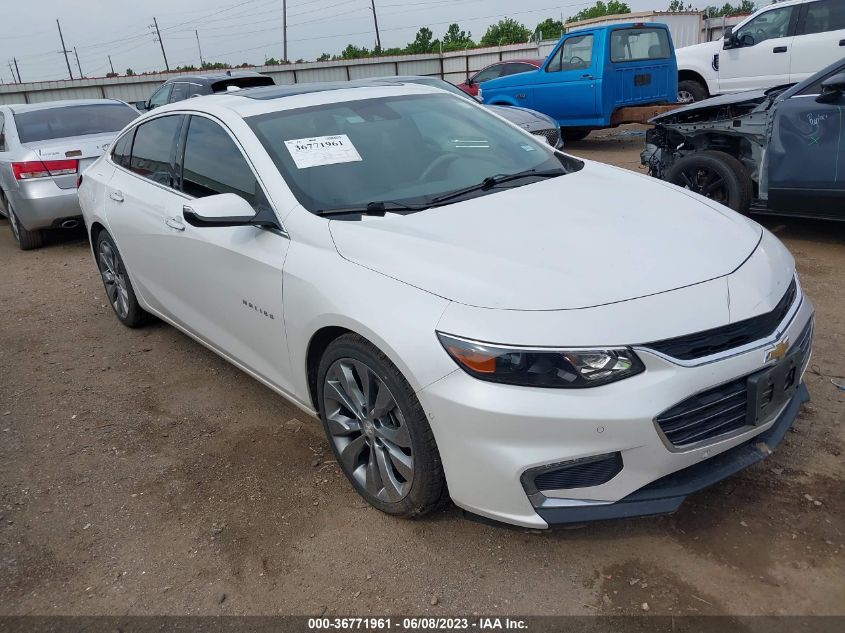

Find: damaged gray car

[642,57,845,220]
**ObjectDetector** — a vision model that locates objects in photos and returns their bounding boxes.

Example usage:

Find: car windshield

[247,93,576,214]
[14,103,138,143]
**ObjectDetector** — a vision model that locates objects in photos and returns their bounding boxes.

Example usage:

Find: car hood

[329,162,762,311]
[487,105,554,130]
[675,40,721,63]
[650,88,771,122]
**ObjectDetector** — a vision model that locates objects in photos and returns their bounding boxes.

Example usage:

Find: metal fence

[0,41,559,106]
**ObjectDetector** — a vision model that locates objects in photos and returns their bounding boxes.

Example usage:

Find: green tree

[534,17,564,40]
[567,1,632,23]
[264,57,280,65]
[340,44,372,59]
[703,1,755,17]
[317,52,332,62]
[125,68,135,76]
[442,23,474,51]
[667,0,695,10]
[480,18,532,46]
[406,27,438,54]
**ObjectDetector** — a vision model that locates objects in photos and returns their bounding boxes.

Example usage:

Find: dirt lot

[1,128,843,617]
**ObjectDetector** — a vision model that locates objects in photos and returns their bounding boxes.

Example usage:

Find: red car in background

[457,59,543,97]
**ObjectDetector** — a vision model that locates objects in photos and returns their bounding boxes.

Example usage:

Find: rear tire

[666,150,753,213]
[677,79,708,104]
[8,202,44,251]
[95,231,150,328]
[316,333,448,519]
[561,127,591,142]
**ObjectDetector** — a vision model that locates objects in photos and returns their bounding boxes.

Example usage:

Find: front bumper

[418,293,814,529]
[7,179,82,231]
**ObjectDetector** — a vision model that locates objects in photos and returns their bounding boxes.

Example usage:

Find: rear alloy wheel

[677,80,708,104]
[8,203,44,251]
[96,232,149,328]
[317,334,447,518]
[665,150,753,213]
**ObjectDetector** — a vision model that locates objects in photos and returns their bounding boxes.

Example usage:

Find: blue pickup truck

[480,23,678,140]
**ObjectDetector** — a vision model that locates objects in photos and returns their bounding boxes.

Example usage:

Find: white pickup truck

[676,0,845,102]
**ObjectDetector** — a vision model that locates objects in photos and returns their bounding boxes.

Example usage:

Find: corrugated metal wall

[564,11,705,49]
[0,42,552,105]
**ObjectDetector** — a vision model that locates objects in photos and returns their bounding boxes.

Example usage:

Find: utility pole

[73,47,83,78]
[56,19,73,80]
[370,0,382,52]
[282,0,287,62]
[8,61,17,84]
[108,55,115,75]
[150,17,170,72]
[195,30,204,68]
[13,57,22,83]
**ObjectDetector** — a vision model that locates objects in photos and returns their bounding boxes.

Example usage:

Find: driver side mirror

[723,27,740,50]
[134,100,149,112]
[817,73,845,104]
[182,193,280,229]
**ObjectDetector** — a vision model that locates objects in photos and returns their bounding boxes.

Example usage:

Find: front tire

[95,231,150,328]
[561,127,591,142]
[678,79,708,104]
[665,150,753,213]
[8,203,44,251]
[316,333,448,518]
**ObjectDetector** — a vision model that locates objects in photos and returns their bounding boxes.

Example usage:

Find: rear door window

[13,103,138,143]
[472,65,505,83]
[0,112,6,151]
[129,115,183,187]
[180,115,257,207]
[502,62,536,76]
[799,0,845,35]
[610,28,671,62]
[111,130,134,168]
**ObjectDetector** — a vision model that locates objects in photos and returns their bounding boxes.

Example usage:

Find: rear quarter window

[610,28,671,63]
[14,103,139,143]
[210,77,275,93]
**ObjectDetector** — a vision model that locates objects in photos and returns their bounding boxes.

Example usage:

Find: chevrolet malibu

[77,81,814,529]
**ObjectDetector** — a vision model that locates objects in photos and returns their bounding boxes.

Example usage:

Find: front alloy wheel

[316,334,447,517]
[323,358,414,502]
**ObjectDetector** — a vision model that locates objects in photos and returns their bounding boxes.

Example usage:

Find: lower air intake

[525,453,623,493]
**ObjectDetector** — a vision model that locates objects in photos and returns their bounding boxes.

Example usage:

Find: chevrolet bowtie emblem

[766,338,790,363]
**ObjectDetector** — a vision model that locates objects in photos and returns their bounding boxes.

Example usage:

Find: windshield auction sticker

[284,134,363,169]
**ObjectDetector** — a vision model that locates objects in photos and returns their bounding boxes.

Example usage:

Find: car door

[719,3,799,92]
[766,65,845,219]
[165,113,292,390]
[534,32,598,124]
[147,84,173,111]
[104,114,186,314]
[789,0,845,84]
[168,82,189,104]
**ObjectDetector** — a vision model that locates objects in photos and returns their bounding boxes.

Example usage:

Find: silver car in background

[0,99,138,250]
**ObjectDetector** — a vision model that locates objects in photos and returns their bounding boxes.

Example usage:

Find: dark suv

[135,71,275,112]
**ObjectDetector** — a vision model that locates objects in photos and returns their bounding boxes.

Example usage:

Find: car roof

[4,99,129,114]
[164,71,267,84]
[149,82,453,119]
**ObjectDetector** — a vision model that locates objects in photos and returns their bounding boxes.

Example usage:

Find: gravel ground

[1,127,843,616]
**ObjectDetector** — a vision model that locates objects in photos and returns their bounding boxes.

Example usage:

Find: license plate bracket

[747,350,802,425]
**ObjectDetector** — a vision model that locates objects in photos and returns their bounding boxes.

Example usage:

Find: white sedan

[77,81,814,529]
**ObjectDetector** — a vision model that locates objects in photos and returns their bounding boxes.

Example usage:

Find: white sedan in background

[78,80,813,529]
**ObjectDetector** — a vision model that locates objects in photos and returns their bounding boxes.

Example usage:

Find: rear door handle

[773,46,787,53]
[165,217,185,231]
[109,191,124,203]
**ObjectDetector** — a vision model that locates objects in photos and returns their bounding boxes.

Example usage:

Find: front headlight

[437,333,645,388]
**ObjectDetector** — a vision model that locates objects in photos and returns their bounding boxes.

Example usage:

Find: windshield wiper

[429,168,564,205]
[315,200,428,217]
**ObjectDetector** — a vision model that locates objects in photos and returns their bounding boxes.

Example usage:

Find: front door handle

[839,39,844,46]
[773,46,787,53]
[582,73,595,80]
[109,191,124,203]
[165,217,185,231]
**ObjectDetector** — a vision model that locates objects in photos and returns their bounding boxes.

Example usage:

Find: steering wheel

[569,56,585,67]
[420,154,459,181]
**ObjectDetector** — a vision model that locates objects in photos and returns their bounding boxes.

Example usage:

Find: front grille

[528,453,623,492]
[531,127,560,148]
[656,319,811,448]
[644,278,798,361]
[656,377,749,447]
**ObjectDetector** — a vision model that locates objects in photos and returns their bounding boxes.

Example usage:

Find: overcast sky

[2,0,765,84]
